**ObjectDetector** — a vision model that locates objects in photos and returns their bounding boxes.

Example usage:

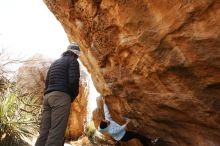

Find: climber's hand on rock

[125,118,131,125]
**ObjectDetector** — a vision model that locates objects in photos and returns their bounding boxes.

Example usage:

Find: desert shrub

[0,50,41,145]
[0,83,41,146]
[85,121,97,143]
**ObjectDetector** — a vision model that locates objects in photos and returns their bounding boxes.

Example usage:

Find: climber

[98,97,158,146]
[35,43,80,146]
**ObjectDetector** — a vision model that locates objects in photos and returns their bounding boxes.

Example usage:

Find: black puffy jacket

[44,55,80,102]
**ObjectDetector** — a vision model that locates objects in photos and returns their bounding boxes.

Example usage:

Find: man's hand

[125,118,131,125]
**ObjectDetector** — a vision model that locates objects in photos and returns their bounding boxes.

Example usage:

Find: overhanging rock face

[44,0,220,145]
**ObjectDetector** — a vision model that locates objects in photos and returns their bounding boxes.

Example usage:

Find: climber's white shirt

[98,104,126,141]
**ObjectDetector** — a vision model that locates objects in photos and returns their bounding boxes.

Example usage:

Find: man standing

[35,43,80,146]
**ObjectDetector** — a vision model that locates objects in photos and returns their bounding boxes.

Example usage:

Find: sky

[0,0,99,123]
[0,0,69,59]
[0,3,98,145]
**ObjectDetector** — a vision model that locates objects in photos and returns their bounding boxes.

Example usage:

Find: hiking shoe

[151,137,159,145]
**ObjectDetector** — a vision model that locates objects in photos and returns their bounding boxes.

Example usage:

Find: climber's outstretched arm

[102,97,112,121]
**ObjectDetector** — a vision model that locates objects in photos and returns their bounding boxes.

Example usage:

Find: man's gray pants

[35,91,71,146]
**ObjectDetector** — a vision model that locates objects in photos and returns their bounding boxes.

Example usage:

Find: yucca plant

[0,84,41,146]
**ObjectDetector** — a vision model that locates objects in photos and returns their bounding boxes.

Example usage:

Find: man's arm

[68,59,80,98]
[112,118,131,133]
[102,97,112,121]
[44,68,50,92]
[122,118,131,127]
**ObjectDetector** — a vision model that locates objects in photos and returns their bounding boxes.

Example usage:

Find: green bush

[0,84,41,146]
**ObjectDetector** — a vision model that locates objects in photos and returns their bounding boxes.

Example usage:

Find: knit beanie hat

[67,43,80,56]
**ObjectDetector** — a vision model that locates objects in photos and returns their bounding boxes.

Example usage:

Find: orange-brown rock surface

[44,0,220,146]
[66,70,89,140]
[17,54,89,140]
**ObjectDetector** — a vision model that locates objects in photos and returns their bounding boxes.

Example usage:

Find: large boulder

[44,1,220,146]
[17,54,53,100]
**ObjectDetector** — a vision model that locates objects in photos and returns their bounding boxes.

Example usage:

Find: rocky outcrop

[17,54,89,140]
[66,70,89,140]
[44,1,220,146]
[17,54,53,100]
